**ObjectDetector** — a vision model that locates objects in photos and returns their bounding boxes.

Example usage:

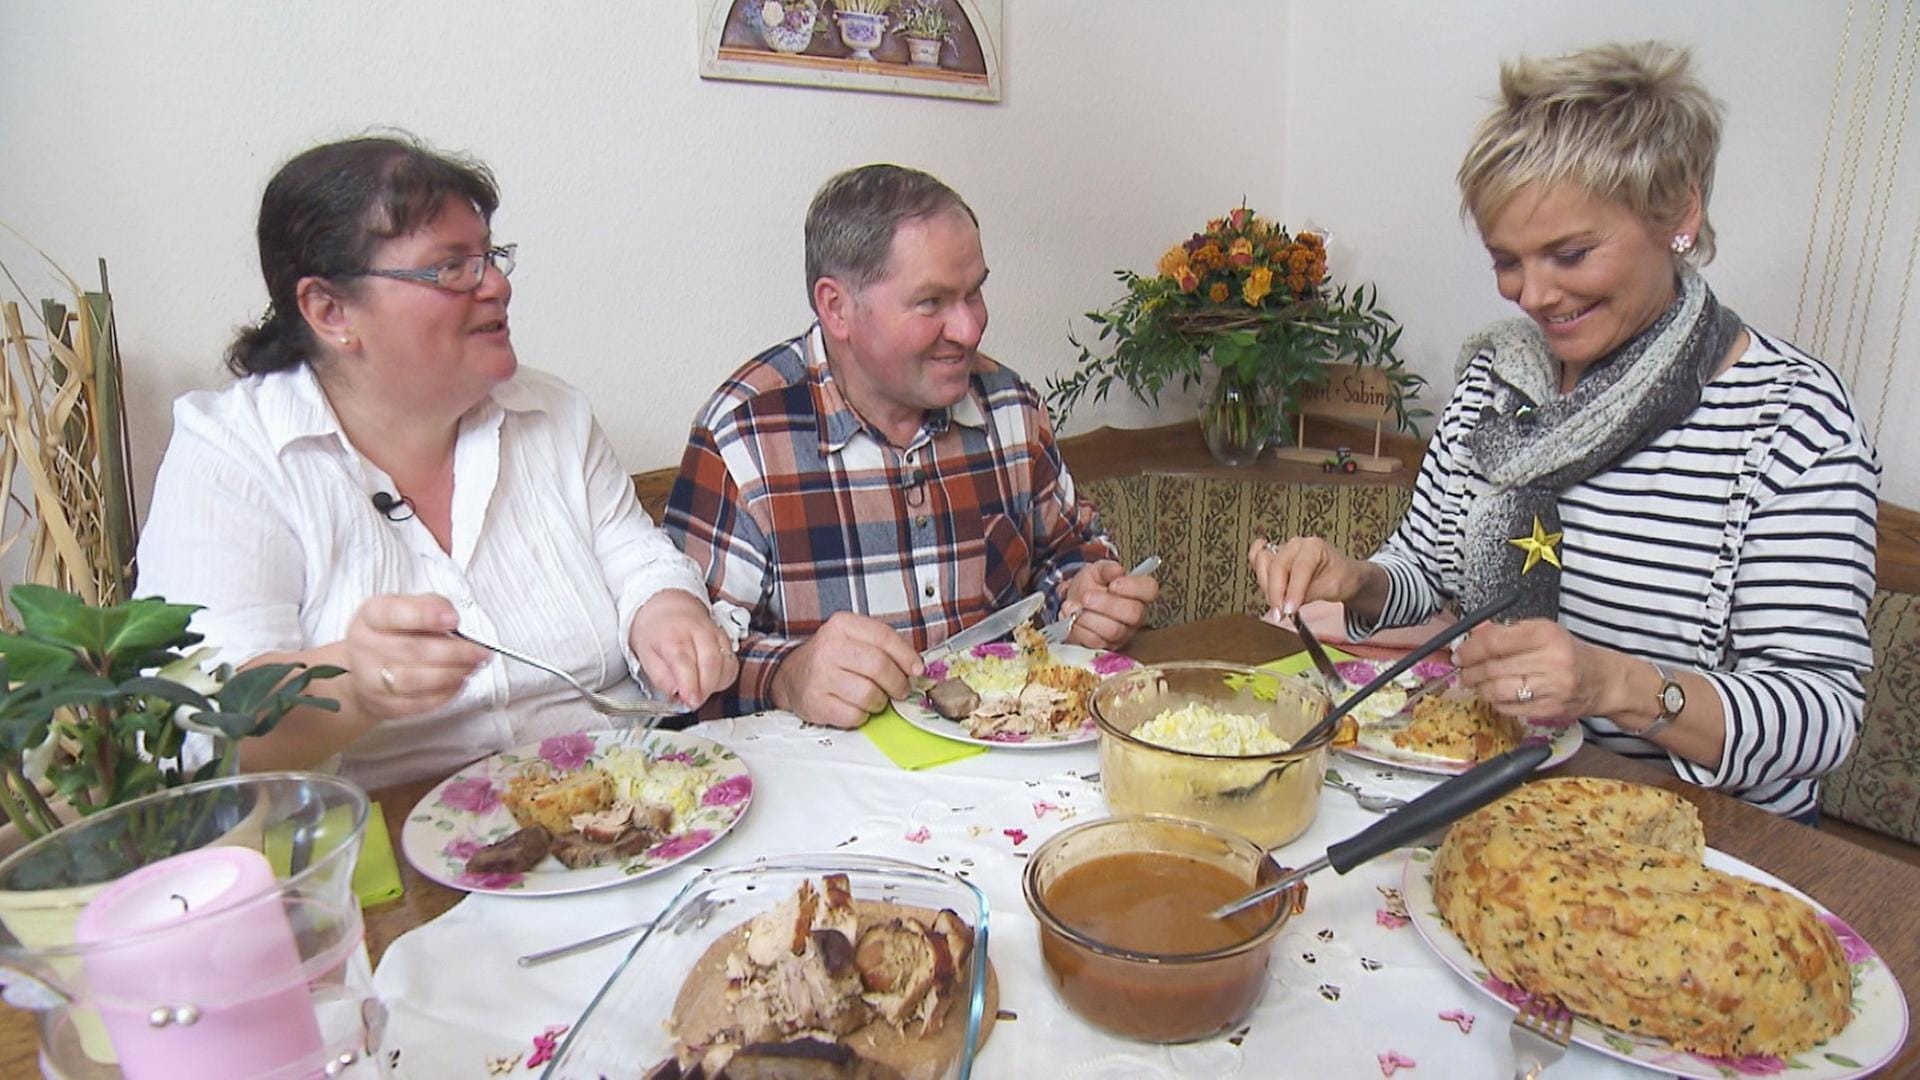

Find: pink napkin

[1262,600,1456,659]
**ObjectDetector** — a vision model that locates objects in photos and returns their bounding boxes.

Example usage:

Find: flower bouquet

[1049,207,1425,464]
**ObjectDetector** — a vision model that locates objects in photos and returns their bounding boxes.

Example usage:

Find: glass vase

[1199,369,1280,467]
[0,773,384,1079]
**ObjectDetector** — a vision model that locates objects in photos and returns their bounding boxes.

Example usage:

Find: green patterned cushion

[1079,474,1412,629]
[1821,589,1920,843]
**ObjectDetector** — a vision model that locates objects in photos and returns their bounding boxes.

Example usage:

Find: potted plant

[0,584,342,850]
[831,0,893,61]
[893,0,954,67]
[749,0,825,54]
[1048,207,1427,467]
[0,585,342,1065]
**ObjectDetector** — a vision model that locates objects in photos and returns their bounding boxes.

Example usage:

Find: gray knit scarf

[1459,272,1741,621]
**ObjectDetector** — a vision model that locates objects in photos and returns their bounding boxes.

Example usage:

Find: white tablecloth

[373,713,1655,1078]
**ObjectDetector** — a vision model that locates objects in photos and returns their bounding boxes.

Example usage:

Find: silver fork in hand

[451,629,687,721]
[1039,555,1162,645]
[1510,993,1574,1079]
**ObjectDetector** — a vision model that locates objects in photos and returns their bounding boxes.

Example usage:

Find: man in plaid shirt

[665,165,1158,728]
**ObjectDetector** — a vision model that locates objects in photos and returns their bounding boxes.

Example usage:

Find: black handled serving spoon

[1211,740,1550,919]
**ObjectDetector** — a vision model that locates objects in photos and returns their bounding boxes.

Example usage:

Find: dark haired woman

[138,136,740,788]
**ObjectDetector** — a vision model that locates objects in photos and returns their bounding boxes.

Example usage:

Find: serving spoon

[1212,740,1549,920]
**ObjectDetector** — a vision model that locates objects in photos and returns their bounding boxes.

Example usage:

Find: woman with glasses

[137,135,741,788]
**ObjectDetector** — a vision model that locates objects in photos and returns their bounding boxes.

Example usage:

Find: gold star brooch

[1508,515,1563,574]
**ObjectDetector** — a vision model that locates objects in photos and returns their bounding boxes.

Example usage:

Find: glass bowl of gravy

[1091,661,1334,848]
[1022,814,1305,1043]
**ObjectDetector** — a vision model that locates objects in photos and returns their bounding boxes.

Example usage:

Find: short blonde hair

[1457,41,1724,264]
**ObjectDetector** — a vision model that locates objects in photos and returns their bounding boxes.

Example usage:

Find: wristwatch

[1630,661,1685,738]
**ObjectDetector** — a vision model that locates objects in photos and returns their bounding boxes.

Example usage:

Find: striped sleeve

[1347,360,1494,640]
[1673,373,1879,803]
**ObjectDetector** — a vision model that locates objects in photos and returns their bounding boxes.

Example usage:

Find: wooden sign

[1271,361,1405,473]
[1294,363,1398,424]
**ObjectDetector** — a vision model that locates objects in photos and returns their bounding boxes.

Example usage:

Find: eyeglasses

[356,244,516,293]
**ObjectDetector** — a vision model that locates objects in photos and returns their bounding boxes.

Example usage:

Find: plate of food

[1404,776,1906,1079]
[546,856,996,1079]
[401,728,753,896]
[1328,658,1582,775]
[895,628,1139,748]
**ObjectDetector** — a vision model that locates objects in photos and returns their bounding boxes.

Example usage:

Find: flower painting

[698,0,1003,102]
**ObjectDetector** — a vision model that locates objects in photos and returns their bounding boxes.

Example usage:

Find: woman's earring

[1670,234,1695,255]
[338,336,352,346]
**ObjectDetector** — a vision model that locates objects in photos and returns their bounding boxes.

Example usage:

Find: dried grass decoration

[0,234,136,616]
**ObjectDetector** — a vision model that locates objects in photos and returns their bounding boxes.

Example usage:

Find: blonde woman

[1251,42,1878,821]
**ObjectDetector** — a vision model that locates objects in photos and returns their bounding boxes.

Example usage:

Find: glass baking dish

[542,854,990,1079]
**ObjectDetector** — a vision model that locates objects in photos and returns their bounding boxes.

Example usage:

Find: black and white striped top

[1367,328,1880,817]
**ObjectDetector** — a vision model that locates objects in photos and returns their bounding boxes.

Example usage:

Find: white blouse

[137,364,736,790]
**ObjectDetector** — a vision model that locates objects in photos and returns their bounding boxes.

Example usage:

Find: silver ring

[379,666,397,692]
[1516,676,1534,703]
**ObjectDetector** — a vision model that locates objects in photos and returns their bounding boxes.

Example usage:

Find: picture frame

[698,0,1002,103]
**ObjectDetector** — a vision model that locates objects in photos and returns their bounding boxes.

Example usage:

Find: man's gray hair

[805,164,978,308]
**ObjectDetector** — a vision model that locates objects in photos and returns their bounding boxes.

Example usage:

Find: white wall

[0,1,1286,526]
[1284,1,1919,502]
[2,1,1913,523]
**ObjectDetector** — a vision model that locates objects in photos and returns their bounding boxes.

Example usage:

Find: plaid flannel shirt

[664,325,1118,715]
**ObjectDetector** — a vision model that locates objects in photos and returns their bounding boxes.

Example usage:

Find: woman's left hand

[1451,618,1619,723]
[629,589,740,708]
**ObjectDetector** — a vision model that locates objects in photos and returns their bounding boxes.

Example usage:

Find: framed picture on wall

[698,0,1002,103]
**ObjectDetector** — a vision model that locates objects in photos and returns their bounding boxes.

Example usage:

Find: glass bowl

[1022,815,1303,1043]
[544,854,990,1079]
[1091,661,1333,847]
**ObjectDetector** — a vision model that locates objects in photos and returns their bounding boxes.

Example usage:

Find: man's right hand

[769,611,923,729]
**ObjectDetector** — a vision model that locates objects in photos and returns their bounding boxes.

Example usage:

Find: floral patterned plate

[1330,658,1583,776]
[1403,845,1908,1078]
[400,729,753,896]
[892,643,1138,749]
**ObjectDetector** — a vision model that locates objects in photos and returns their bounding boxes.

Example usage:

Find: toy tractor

[1322,447,1359,474]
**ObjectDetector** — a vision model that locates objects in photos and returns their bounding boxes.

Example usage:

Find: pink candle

[73,846,323,1079]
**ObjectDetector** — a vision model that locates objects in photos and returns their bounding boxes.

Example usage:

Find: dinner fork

[1038,555,1162,645]
[1509,993,1574,1079]
[450,629,687,721]
[515,892,730,967]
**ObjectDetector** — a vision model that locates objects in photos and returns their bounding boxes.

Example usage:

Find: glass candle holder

[0,773,384,1079]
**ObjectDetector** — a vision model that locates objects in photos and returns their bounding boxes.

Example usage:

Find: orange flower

[1242,266,1274,306]
[1287,273,1308,294]
[1228,237,1255,269]
[1157,245,1191,280]
[1289,249,1312,273]
[1207,218,1227,235]
[1175,266,1201,292]
[1208,282,1230,304]
[1191,242,1223,272]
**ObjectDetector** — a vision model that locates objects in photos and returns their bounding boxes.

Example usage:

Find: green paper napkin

[1261,648,1352,676]
[264,801,405,907]
[353,805,404,906]
[863,707,987,769]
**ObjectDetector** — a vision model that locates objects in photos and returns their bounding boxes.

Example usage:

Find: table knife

[922,591,1046,665]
